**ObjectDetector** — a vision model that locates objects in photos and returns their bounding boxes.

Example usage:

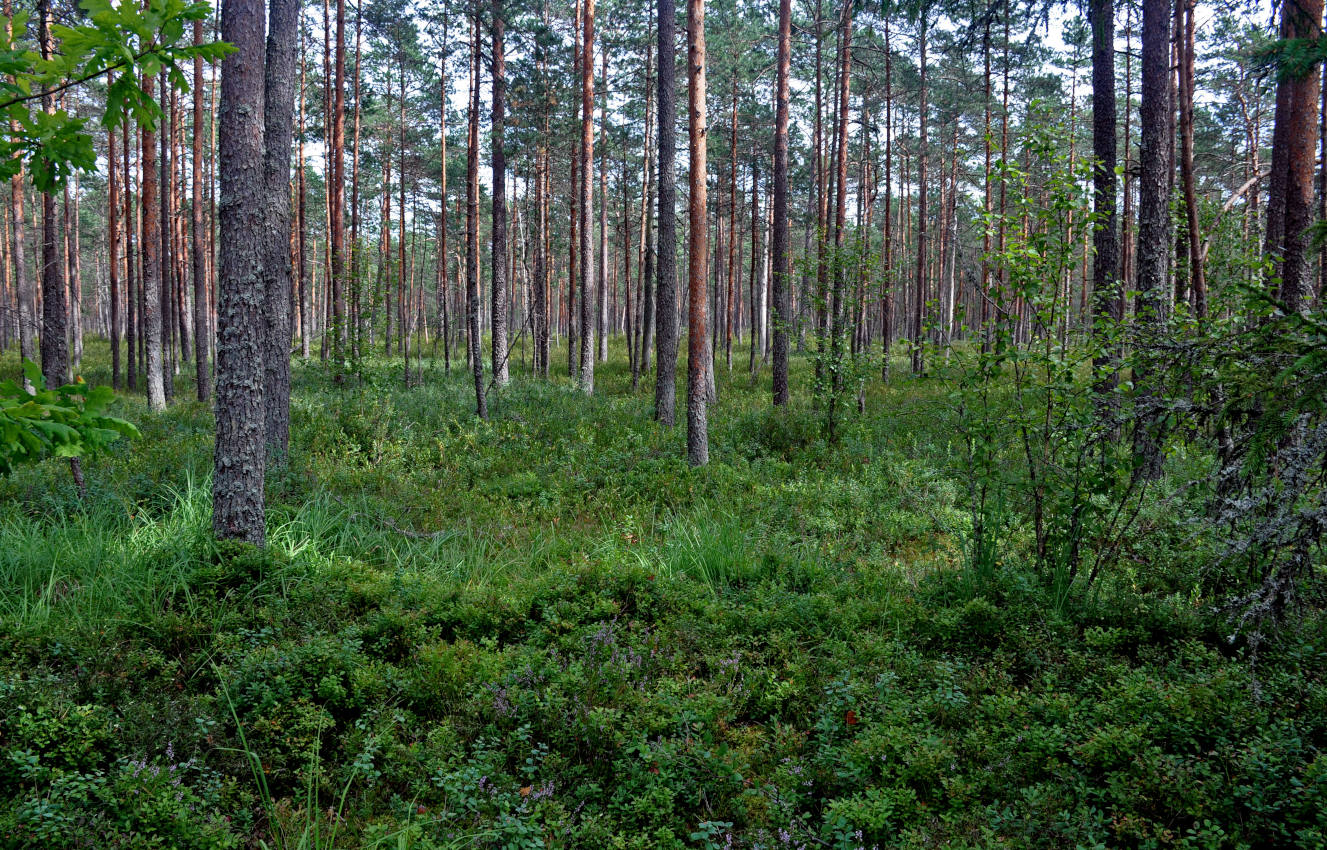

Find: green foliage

[0,0,232,192]
[0,359,138,475]
[953,120,1141,590]
[0,343,1323,848]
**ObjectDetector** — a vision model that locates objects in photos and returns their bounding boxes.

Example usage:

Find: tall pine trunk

[771,0,791,406]
[491,0,509,384]
[193,21,212,400]
[1264,0,1323,313]
[262,0,299,456]
[1090,0,1119,402]
[214,0,269,544]
[911,10,928,376]
[466,11,487,417]
[579,0,597,393]
[655,0,678,422]
[685,0,708,465]
[1132,0,1172,479]
[38,0,69,390]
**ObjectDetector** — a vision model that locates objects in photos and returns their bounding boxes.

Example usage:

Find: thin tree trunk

[579,0,597,392]
[466,10,487,417]
[125,121,138,391]
[140,70,165,409]
[192,22,211,399]
[826,0,851,439]
[491,0,509,384]
[438,16,452,373]
[771,0,791,405]
[1177,0,1204,318]
[597,46,609,363]
[911,11,928,375]
[109,99,121,390]
[685,0,708,465]
[4,0,32,385]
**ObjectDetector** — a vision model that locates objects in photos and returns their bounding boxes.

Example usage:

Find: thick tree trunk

[262,0,298,456]
[1090,0,1120,398]
[38,0,69,390]
[685,0,708,465]
[655,0,678,422]
[1132,0,1172,480]
[1264,0,1323,313]
[214,0,269,544]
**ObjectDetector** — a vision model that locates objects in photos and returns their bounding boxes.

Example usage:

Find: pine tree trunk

[329,0,347,372]
[771,0,791,405]
[911,12,928,376]
[1264,0,1323,313]
[578,0,597,393]
[140,71,165,409]
[1132,0,1172,479]
[214,0,269,544]
[262,0,298,456]
[3,0,32,385]
[109,104,121,390]
[466,11,487,417]
[1091,0,1120,405]
[192,22,211,400]
[654,0,678,422]
[491,0,509,385]
[439,20,452,373]
[38,0,69,390]
[1178,0,1204,318]
[685,0,708,465]
[826,0,851,438]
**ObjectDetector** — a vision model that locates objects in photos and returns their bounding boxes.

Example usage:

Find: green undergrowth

[0,341,1322,849]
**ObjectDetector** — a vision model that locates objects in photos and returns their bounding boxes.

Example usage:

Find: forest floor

[0,340,1324,849]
